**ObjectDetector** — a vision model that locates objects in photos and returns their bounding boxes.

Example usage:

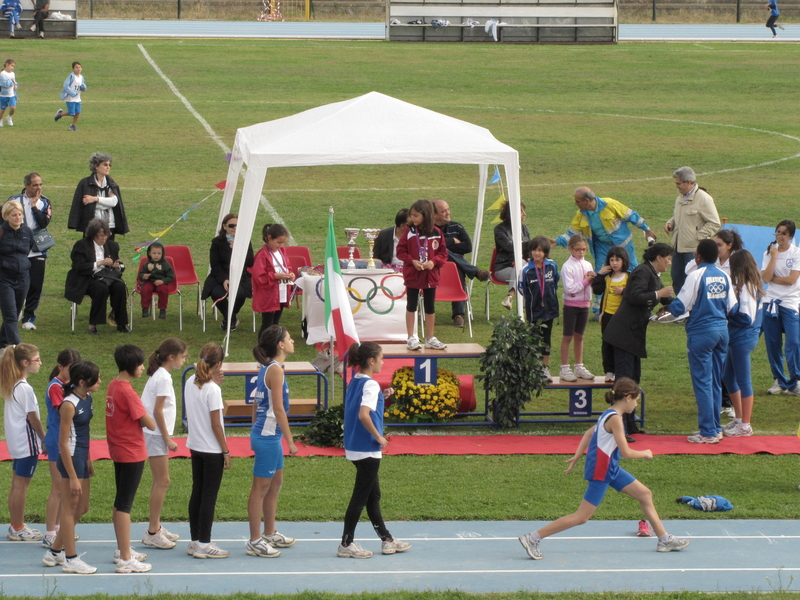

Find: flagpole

[328,206,335,405]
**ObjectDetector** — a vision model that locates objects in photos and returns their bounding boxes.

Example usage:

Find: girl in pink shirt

[559,234,596,382]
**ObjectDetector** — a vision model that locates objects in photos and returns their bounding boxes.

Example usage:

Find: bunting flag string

[486,165,506,223]
[131,187,222,264]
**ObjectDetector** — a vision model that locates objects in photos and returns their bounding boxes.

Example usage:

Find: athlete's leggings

[721,333,759,398]
[341,458,392,547]
[188,450,224,544]
[406,287,436,315]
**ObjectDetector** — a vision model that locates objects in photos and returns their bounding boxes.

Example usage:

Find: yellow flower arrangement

[385,367,461,423]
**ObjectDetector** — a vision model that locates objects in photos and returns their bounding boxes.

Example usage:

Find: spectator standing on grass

[664,167,720,296]
[667,239,736,445]
[432,199,489,328]
[246,325,298,559]
[338,341,411,559]
[140,337,188,550]
[495,200,530,310]
[0,200,34,348]
[30,0,48,37]
[106,344,154,574]
[553,187,655,319]
[68,153,129,237]
[6,172,53,331]
[0,58,17,123]
[760,220,800,396]
[373,209,409,267]
[55,62,86,132]
[766,0,784,37]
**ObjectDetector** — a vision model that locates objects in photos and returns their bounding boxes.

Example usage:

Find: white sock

[530,531,541,542]
[658,533,671,542]
[561,364,570,370]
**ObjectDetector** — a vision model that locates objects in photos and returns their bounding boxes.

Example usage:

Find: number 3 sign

[569,388,592,417]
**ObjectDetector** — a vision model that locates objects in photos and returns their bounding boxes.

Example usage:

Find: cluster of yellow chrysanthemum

[385,367,461,422]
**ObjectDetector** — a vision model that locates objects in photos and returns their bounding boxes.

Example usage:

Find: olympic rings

[381,274,407,300]
[365,286,394,315]
[345,287,363,315]
[313,274,404,316]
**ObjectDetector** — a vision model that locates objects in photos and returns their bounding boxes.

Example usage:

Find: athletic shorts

[562,305,590,337]
[583,468,636,507]
[145,434,169,457]
[57,454,90,479]
[12,455,39,478]
[113,461,145,513]
[251,435,284,478]
[0,96,16,110]
[66,101,81,115]
[46,443,60,462]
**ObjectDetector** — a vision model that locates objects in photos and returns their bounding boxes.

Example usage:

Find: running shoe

[8,524,44,541]
[542,367,552,382]
[686,433,720,444]
[381,539,412,554]
[722,419,741,433]
[605,372,615,383]
[21,319,36,330]
[518,533,543,560]
[724,422,753,437]
[62,553,97,574]
[42,549,65,567]
[54,109,63,121]
[42,532,56,548]
[116,558,152,573]
[656,535,690,552]
[637,520,653,537]
[142,528,176,549]
[187,541,198,556]
[261,531,295,548]
[425,337,447,350]
[113,548,147,563]
[69,124,77,131]
[574,365,595,380]
[766,380,786,395]
[406,336,421,351]
[337,542,373,558]
[160,526,180,542]
[501,295,513,310]
[246,538,281,558]
[559,367,577,382]
[192,542,229,559]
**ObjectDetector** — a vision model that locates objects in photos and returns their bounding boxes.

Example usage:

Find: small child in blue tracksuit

[518,236,560,381]
[54,62,85,131]
[338,342,411,560]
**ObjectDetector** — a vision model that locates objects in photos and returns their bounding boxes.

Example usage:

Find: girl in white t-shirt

[185,342,231,559]
[140,337,188,550]
[1,343,45,542]
[761,220,800,396]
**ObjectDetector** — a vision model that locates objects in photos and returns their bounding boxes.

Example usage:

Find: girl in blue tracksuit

[518,377,689,560]
[518,236,560,381]
[339,342,411,560]
[721,251,763,438]
[668,239,737,444]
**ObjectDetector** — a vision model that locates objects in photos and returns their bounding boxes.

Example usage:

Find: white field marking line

[5,567,800,578]
[137,43,290,238]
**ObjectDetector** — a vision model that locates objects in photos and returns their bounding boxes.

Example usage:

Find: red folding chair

[129,255,182,331]
[485,247,511,320]
[164,245,201,316]
[284,245,312,268]
[435,261,473,337]
[287,254,306,307]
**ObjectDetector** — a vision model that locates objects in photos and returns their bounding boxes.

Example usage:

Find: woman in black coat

[0,200,34,347]
[67,152,129,237]
[602,243,674,433]
[201,213,254,332]
[64,218,129,334]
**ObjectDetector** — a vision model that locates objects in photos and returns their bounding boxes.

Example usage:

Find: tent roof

[234,91,518,169]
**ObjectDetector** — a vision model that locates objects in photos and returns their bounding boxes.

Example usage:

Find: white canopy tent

[219,91,523,352]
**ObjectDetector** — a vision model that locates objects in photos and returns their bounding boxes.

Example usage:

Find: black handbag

[33,228,56,252]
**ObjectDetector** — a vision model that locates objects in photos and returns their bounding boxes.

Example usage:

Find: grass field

[1,39,800,544]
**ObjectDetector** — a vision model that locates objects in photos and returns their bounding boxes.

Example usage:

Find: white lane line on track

[137,43,290,238]
[4,567,800,578]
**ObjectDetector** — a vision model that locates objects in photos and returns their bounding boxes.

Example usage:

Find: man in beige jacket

[664,166,721,295]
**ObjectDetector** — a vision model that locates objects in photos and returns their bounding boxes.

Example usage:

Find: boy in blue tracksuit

[668,239,737,444]
[54,62,85,131]
[766,0,783,37]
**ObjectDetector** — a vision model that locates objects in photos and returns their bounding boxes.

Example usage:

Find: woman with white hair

[68,152,129,238]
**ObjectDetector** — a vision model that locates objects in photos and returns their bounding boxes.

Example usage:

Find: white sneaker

[766,380,786,395]
[724,422,753,437]
[142,527,176,549]
[381,538,412,554]
[186,541,198,556]
[574,366,595,380]
[542,367,552,382]
[8,524,43,541]
[62,553,97,574]
[604,372,615,383]
[687,433,720,444]
[720,406,736,417]
[159,526,180,542]
[116,557,152,573]
[193,542,229,559]
[261,531,295,548]
[5,116,12,127]
[407,335,421,351]
[42,549,65,567]
[777,23,785,30]
[337,542,373,558]
[42,532,56,548]
[559,367,577,382]
[722,418,741,433]
[21,320,36,330]
[425,337,447,350]
[246,537,281,557]
[29,24,36,31]
[786,385,800,397]
[501,295,513,310]
[113,548,147,563]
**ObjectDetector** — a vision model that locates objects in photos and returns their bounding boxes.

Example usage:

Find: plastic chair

[164,245,201,315]
[485,248,510,321]
[287,254,306,307]
[284,245,312,268]
[435,261,473,337]
[129,255,182,331]
[337,246,361,260]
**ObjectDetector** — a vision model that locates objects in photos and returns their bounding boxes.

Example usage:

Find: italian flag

[324,210,359,359]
